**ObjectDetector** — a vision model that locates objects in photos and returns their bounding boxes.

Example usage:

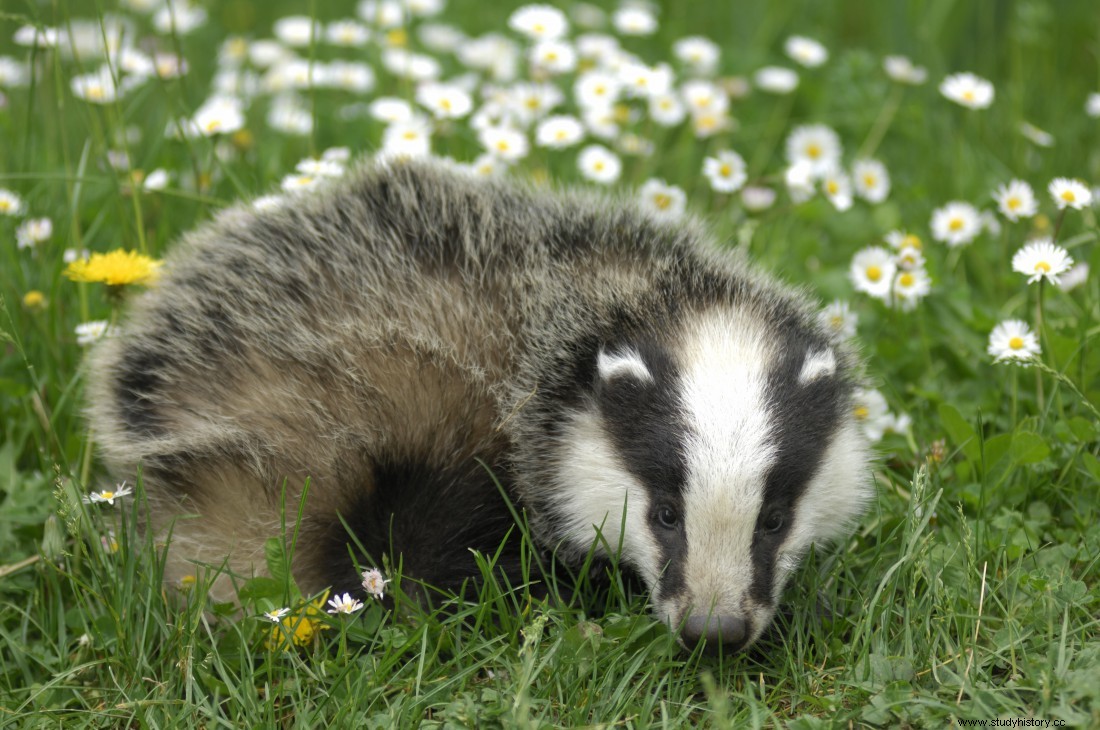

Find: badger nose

[682,613,749,654]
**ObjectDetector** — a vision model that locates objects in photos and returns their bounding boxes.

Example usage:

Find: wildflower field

[2,0,1099,726]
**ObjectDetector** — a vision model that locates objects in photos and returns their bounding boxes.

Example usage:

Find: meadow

[1,0,1099,727]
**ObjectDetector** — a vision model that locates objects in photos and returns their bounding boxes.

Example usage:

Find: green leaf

[1011,432,1050,464]
[264,536,289,584]
[939,403,980,462]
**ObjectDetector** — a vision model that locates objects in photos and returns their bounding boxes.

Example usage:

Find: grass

[1,0,1099,727]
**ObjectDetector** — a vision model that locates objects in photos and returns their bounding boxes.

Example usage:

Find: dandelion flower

[1011,239,1073,285]
[851,159,890,203]
[266,594,331,649]
[82,481,134,506]
[577,144,621,184]
[784,36,828,68]
[23,290,46,310]
[638,179,686,221]
[850,247,896,300]
[361,568,391,599]
[930,201,981,247]
[987,320,1040,362]
[1048,178,1092,210]
[993,180,1038,221]
[883,55,927,85]
[703,150,747,193]
[16,218,52,249]
[327,592,364,615]
[65,250,162,287]
[939,72,994,109]
[262,607,292,622]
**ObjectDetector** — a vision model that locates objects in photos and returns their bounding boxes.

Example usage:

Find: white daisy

[326,61,375,93]
[529,39,577,75]
[295,158,345,179]
[326,19,370,46]
[577,144,621,184]
[143,169,170,191]
[273,16,321,47]
[0,57,30,87]
[785,124,842,176]
[819,300,857,341]
[612,6,658,36]
[619,62,674,99]
[280,173,323,195]
[1019,122,1054,148]
[851,159,891,203]
[262,607,292,623]
[885,230,923,251]
[267,97,312,135]
[822,168,853,211]
[326,592,364,615]
[75,320,111,346]
[784,162,816,204]
[1048,178,1092,210]
[416,82,473,119]
[988,320,1040,363]
[381,49,441,82]
[1058,262,1089,292]
[741,185,777,212]
[648,93,686,126]
[892,268,931,310]
[993,180,1038,221]
[930,201,982,247]
[672,36,720,76]
[638,179,686,221]
[939,72,994,109]
[0,189,25,216]
[193,96,245,137]
[369,97,414,123]
[508,5,568,41]
[508,82,565,123]
[418,23,466,53]
[754,66,799,94]
[574,71,622,109]
[851,388,892,443]
[784,36,828,68]
[850,246,896,300]
[681,79,729,117]
[1011,239,1073,285]
[895,245,925,271]
[70,67,122,104]
[16,218,52,249]
[535,115,584,148]
[1087,93,1100,118]
[479,125,529,162]
[82,481,133,506]
[14,24,59,48]
[882,55,927,85]
[152,1,207,34]
[703,151,747,194]
[381,117,433,158]
[465,154,506,178]
[361,568,391,600]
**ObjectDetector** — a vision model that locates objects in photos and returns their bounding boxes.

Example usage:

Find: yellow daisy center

[962,90,975,102]
[1008,336,1025,350]
[653,194,671,210]
[948,217,964,231]
[1061,190,1076,203]
[101,491,115,500]
[863,174,877,187]
[593,161,605,171]
[719,164,732,177]
[496,140,510,152]
[402,131,418,140]
[1007,197,1020,210]
[853,405,869,420]
[866,265,883,282]
[805,143,821,159]
[898,272,915,287]
[826,180,840,194]
[385,28,407,47]
[525,97,540,110]
[904,234,922,249]
[1034,261,1051,273]
[0,201,10,212]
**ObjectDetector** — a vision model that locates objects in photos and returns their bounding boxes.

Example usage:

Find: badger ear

[798,347,837,385]
[597,347,653,384]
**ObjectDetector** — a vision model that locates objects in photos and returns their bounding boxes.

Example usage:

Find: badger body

[88,161,871,651]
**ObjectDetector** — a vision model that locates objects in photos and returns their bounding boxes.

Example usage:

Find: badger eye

[653,505,679,529]
[762,510,785,533]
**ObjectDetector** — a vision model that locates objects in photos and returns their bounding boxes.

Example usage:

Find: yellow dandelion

[64,249,162,287]
[23,290,47,310]
[266,591,332,650]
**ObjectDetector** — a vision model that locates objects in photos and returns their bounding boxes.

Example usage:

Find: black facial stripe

[749,336,849,604]
[593,338,689,599]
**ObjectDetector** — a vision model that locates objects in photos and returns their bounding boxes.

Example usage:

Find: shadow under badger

[87,161,872,652]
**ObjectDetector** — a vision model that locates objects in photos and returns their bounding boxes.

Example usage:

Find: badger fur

[87,161,872,652]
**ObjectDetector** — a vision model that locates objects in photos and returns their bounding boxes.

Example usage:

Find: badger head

[547,306,872,653]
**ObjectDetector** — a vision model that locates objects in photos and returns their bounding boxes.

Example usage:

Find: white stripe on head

[549,409,664,588]
[798,348,836,385]
[597,347,653,384]
[674,308,780,612]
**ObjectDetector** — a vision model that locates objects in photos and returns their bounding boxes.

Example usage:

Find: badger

[86,160,872,652]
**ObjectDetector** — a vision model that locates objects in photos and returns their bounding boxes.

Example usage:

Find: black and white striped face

[550,308,871,652]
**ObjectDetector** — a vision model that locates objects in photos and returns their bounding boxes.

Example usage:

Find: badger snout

[680,613,750,654]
